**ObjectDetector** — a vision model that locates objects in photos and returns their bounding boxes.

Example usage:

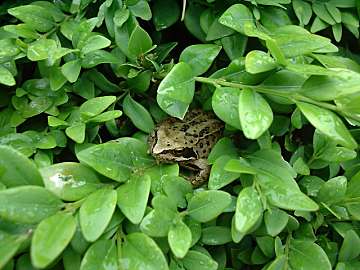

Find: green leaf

[297,102,357,149]
[271,26,337,57]
[123,94,155,133]
[293,0,312,25]
[182,250,218,270]
[313,3,336,25]
[289,240,331,270]
[235,187,263,233]
[40,162,103,201]
[179,44,222,76]
[257,172,318,211]
[219,4,255,35]
[27,39,57,61]
[8,5,55,32]
[145,163,179,195]
[0,186,63,224]
[245,51,277,74]
[211,87,241,129]
[168,219,192,258]
[116,174,151,224]
[128,0,152,20]
[157,62,195,119]
[264,208,289,236]
[81,50,121,68]
[128,25,153,57]
[317,176,347,205]
[80,188,117,242]
[140,208,175,237]
[188,190,231,222]
[80,35,111,55]
[238,88,273,139]
[331,23,342,42]
[338,230,360,261]
[0,66,15,86]
[119,232,169,270]
[80,96,116,118]
[201,226,232,245]
[87,110,122,123]
[80,239,117,270]
[152,0,180,30]
[0,39,21,61]
[0,232,27,269]
[113,8,130,28]
[0,145,43,187]
[209,155,240,190]
[31,212,76,268]
[300,69,360,101]
[247,150,318,211]
[77,138,154,182]
[61,60,81,83]
[208,137,238,164]
[162,176,193,208]
[221,34,248,60]
[65,123,86,144]
[225,158,257,175]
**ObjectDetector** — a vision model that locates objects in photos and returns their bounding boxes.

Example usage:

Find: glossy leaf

[0,186,63,224]
[0,232,27,269]
[119,232,169,270]
[128,25,153,57]
[123,94,155,133]
[116,174,151,224]
[27,39,57,61]
[239,88,273,139]
[157,62,195,119]
[31,212,76,268]
[168,219,192,258]
[212,87,241,129]
[0,66,15,86]
[0,145,43,187]
[79,96,116,119]
[338,230,360,261]
[179,44,222,76]
[80,188,117,241]
[152,0,180,30]
[297,102,357,149]
[235,187,263,233]
[289,240,331,270]
[187,190,231,222]
[80,239,117,270]
[40,162,102,201]
[77,138,154,182]
[219,4,255,35]
[245,51,277,74]
[80,35,111,55]
[182,250,218,270]
[209,155,240,190]
[264,208,289,236]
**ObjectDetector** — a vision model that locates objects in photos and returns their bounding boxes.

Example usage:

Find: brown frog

[148,109,224,187]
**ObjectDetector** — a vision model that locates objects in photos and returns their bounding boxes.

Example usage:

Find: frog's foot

[181,159,211,187]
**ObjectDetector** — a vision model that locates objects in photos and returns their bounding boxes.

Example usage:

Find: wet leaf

[31,212,76,268]
[80,188,117,241]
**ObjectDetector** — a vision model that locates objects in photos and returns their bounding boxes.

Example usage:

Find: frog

[148,109,224,187]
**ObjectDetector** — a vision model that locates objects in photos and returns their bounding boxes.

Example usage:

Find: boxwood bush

[1,0,360,269]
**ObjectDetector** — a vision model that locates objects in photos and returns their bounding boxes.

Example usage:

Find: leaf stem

[194,76,353,119]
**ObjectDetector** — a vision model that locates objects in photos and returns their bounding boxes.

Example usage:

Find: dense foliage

[1,0,360,269]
